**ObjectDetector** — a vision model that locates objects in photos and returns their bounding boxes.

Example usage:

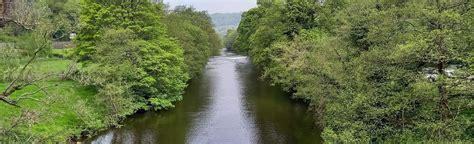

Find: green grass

[33,58,72,74]
[50,48,73,58]
[1,58,72,82]
[0,58,106,142]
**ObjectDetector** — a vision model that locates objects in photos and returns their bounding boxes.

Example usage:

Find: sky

[163,0,257,13]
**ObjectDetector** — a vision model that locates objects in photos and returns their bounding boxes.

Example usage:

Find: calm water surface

[86,49,322,144]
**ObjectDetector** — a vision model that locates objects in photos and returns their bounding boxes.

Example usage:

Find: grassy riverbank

[0,58,109,142]
[1,1,222,142]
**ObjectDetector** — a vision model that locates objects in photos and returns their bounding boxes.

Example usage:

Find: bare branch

[3,48,42,96]
[14,84,57,103]
[2,17,36,31]
[0,31,52,107]
[0,95,21,108]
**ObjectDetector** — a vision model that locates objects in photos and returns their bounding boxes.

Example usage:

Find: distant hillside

[210,12,242,36]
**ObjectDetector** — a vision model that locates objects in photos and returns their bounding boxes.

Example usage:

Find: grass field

[50,48,73,58]
[0,58,106,142]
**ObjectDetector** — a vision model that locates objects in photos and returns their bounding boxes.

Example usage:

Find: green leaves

[148,98,174,111]
[75,1,166,61]
[78,27,188,111]
[236,0,473,142]
[75,1,219,116]
[163,6,222,77]
[75,1,191,115]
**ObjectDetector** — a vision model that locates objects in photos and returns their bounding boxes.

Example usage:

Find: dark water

[86,49,322,144]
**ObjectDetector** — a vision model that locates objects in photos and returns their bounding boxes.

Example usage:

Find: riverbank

[0,57,106,142]
[1,2,223,142]
[229,1,473,142]
[0,56,177,142]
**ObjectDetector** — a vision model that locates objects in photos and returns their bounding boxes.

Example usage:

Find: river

[86,49,322,144]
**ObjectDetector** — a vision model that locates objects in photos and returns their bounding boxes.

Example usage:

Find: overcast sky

[163,0,257,13]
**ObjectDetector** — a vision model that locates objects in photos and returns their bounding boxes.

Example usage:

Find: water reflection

[87,48,322,144]
[186,49,256,144]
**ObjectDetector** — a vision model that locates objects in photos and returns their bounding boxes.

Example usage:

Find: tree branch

[2,17,36,31]
[3,48,42,96]
[0,95,21,108]
[14,84,57,103]
[1,31,51,107]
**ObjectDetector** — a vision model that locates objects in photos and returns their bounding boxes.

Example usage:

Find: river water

[86,49,322,144]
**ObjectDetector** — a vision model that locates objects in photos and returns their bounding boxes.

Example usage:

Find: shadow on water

[86,48,322,144]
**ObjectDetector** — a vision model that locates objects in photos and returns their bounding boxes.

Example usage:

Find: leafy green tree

[224,29,238,50]
[75,0,167,61]
[163,6,222,77]
[235,0,473,142]
[233,7,266,54]
[75,1,189,111]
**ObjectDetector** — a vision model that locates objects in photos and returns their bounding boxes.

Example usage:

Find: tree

[163,6,222,77]
[0,0,59,107]
[235,0,473,142]
[75,0,168,61]
[45,0,80,40]
[75,1,189,111]
[224,29,238,50]
[3,0,49,31]
[0,32,52,107]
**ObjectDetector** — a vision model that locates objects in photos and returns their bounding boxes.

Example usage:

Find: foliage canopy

[231,0,473,142]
